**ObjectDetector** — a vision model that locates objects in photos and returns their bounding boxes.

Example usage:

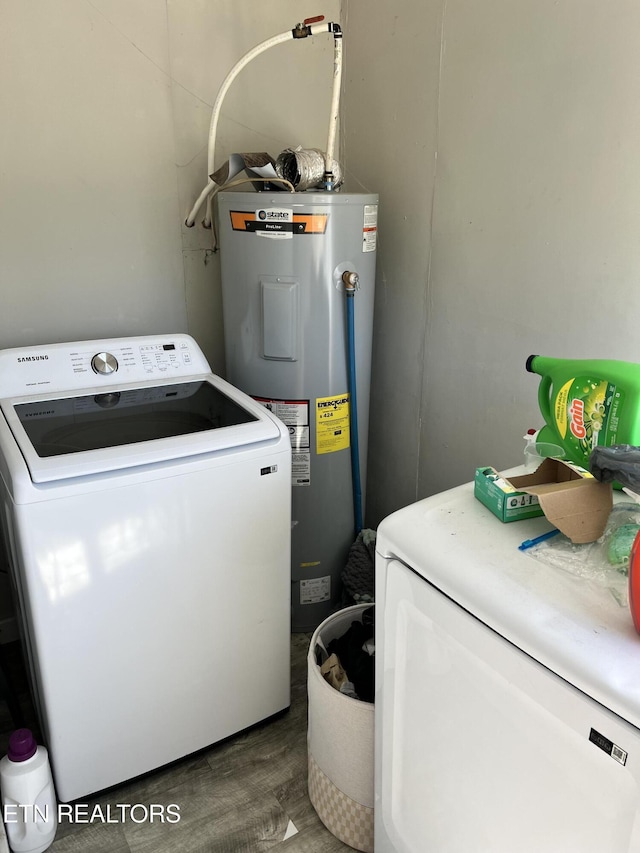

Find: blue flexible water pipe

[346,290,363,535]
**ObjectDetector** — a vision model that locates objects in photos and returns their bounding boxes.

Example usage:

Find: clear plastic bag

[524,503,640,607]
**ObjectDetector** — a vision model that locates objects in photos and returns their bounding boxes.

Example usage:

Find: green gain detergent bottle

[526,355,640,469]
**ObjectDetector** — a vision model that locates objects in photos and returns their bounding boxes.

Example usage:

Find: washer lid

[1,375,281,483]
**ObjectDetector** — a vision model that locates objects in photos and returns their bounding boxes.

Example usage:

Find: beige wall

[343,0,640,526]
[341,1,445,524]
[0,0,187,348]
[0,2,339,371]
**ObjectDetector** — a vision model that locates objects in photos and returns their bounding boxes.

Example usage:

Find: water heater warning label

[254,396,310,486]
[316,394,350,455]
[362,204,378,253]
[300,576,331,605]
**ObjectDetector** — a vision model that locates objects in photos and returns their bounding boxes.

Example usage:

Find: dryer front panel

[375,558,640,853]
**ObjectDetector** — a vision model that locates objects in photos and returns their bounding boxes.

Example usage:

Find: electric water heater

[218,190,378,630]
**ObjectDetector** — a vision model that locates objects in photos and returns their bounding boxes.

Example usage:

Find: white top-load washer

[0,334,291,802]
[375,480,640,853]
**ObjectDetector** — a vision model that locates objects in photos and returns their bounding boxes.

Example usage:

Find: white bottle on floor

[0,729,57,853]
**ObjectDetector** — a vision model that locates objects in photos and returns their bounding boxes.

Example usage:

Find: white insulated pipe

[185,29,291,229]
[185,20,343,229]
[324,31,343,190]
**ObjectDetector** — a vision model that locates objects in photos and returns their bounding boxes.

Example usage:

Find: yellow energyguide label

[316,393,350,454]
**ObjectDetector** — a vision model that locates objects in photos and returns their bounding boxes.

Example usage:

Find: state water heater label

[362,204,378,253]
[256,207,292,239]
[300,576,331,605]
[228,209,328,239]
[253,396,311,485]
[316,394,350,454]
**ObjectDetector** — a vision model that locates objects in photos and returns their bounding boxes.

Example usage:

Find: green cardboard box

[475,459,613,543]
[474,466,543,522]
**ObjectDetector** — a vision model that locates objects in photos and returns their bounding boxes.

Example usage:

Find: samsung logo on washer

[17,355,49,362]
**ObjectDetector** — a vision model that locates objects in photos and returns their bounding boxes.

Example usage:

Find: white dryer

[0,334,291,802]
[375,481,640,852]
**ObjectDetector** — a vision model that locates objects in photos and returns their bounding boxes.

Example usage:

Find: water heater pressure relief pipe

[185,17,343,229]
[323,26,342,192]
[343,270,363,535]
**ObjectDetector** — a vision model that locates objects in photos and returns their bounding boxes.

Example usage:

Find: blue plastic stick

[518,529,560,551]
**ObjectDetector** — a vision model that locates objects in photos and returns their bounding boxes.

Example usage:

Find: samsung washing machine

[375,480,640,852]
[0,334,291,802]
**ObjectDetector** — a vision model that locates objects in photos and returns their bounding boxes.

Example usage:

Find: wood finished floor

[0,634,353,853]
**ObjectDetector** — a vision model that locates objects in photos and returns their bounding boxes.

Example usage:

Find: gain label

[553,376,622,465]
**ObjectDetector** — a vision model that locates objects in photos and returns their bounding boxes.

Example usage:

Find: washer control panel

[0,334,210,397]
[74,340,194,380]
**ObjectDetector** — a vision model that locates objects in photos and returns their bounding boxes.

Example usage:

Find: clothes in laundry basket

[320,654,359,699]
[325,606,375,703]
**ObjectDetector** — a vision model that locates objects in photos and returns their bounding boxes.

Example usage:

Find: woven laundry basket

[307,604,374,853]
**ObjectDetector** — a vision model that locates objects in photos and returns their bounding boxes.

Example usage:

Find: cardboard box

[475,458,613,544]
[474,466,544,523]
